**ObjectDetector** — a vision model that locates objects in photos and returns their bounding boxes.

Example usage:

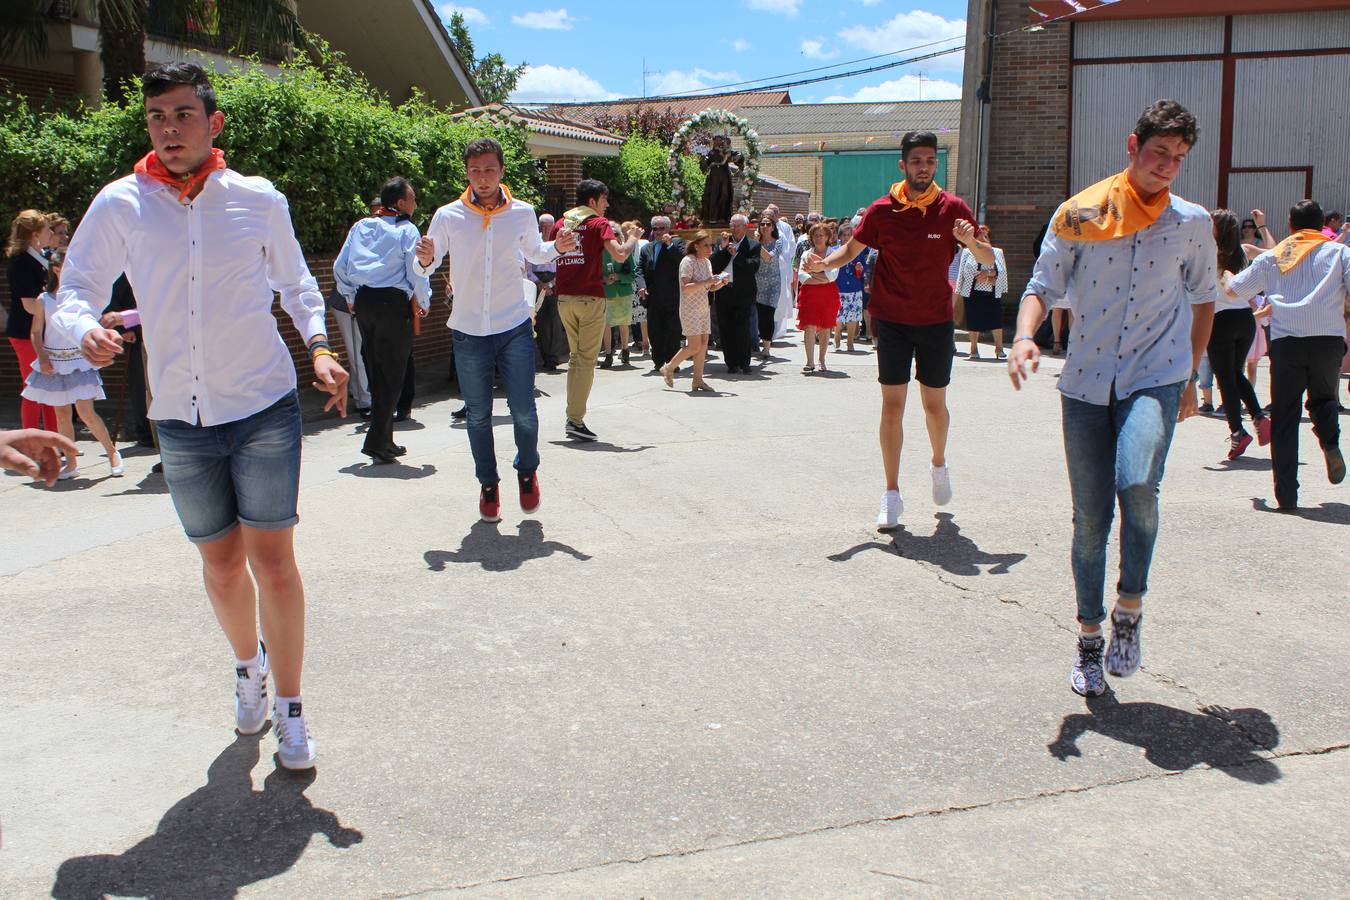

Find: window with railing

[145,0,289,62]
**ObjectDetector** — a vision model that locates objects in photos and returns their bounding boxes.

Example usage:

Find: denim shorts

[156,391,303,544]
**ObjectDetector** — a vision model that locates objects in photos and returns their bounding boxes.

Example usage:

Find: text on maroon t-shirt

[854,190,974,326]
[551,215,616,298]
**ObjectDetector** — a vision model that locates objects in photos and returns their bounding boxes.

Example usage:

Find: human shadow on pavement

[338,462,437,479]
[1252,497,1350,524]
[52,731,362,900]
[1203,456,1272,472]
[1048,693,1281,784]
[828,513,1027,576]
[424,519,591,573]
[547,440,654,453]
[107,469,170,496]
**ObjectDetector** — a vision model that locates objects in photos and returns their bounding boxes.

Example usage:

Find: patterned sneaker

[479,482,501,523]
[234,643,270,735]
[273,700,317,770]
[1227,431,1253,460]
[876,490,902,532]
[930,464,953,506]
[1105,609,1143,678]
[1070,634,1108,697]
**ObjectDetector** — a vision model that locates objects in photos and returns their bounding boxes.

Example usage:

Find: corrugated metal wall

[1071,61,1222,207]
[1073,17,1224,58]
[1232,11,1350,52]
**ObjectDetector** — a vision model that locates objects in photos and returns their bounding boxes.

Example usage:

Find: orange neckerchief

[889,180,942,216]
[1052,169,1168,242]
[460,184,513,230]
[134,148,226,204]
[1272,229,1330,274]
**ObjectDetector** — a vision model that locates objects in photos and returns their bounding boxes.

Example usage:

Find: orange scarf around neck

[889,180,942,216]
[460,184,513,230]
[135,148,226,204]
[1052,169,1168,242]
[1272,229,1330,274]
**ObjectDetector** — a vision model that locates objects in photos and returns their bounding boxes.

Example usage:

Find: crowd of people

[4,62,1348,771]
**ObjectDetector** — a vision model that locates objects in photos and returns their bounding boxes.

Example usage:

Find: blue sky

[435,2,969,105]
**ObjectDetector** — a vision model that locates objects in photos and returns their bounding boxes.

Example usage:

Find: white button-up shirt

[415,196,560,336]
[51,169,327,426]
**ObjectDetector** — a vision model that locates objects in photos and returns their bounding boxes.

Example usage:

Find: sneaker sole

[567,432,598,442]
[876,522,898,533]
[480,513,502,523]
[277,750,317,770]
[521,498,541,514]
[1068,672,1108,697]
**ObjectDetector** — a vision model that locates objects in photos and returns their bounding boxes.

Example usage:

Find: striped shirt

[1024,194,1217,405]
[1227,242,1350,340]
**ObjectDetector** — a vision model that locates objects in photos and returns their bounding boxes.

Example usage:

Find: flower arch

[667,108,765,220]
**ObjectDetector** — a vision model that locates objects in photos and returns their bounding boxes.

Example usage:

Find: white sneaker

[876,489,902,532]
[234,644,270,735]
[930,464,953,506]
[273,700,317,770]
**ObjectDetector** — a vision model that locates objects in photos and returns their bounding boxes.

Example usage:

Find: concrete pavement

[2,332,1347,898]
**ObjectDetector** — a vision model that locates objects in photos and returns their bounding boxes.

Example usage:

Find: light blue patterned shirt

[1227,241,1350,340]
[1024,195,1217,405]
[333,215,431,308]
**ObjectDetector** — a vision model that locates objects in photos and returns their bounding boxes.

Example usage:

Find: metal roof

[535,91,792,126]
[737,100,961,137]
[756,173,809,194]
[453,104,624,146]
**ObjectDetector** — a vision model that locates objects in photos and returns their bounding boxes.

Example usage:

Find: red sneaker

[1255,415,1272,447]
[1228,431,1253,460]
[479,482,501,522]
[519,472,541,514]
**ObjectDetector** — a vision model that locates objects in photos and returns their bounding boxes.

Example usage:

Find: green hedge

[0,49,541,253]
[583,136,704,224]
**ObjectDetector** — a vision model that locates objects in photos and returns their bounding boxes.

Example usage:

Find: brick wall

[749,184,810,219]
[982,1,1073,298]
[543,155,584,218]
[1,255,455,405]
[0,64,78,107]
[760,156,823,212]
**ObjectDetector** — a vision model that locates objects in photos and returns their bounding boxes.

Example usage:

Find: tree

[0,0,307,104]
[446,11,524,105]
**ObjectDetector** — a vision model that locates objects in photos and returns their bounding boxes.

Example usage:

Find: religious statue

[699,135,743,226]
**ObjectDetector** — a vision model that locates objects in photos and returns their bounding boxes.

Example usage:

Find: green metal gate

[822,150,948,219]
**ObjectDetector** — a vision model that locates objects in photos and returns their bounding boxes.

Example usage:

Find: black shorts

[874,319,955,387]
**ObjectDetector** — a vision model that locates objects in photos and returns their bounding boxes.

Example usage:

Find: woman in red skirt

[796,223,841,373]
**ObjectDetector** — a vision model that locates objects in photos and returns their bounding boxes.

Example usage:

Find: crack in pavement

[382,742,1349,897]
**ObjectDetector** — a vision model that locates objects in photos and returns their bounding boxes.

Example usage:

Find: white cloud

[509,64,619,102]
[511,8,576,30]
[748,0,800,15]
[823,73,963,103]
[437,3,488,25]
[729,38,751,52]
[800,39,836,60]
[838,10,966,71]
[647,68,740,95]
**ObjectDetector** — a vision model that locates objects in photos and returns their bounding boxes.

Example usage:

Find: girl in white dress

[21,252,123,479]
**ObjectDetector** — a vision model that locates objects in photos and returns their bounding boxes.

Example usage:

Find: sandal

[692,382,714,393]
[662,365,674,388]
[802,364,815,374]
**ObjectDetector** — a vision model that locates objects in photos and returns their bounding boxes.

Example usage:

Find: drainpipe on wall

[956,0,996,219]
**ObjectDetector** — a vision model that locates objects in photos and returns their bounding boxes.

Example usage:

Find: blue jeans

[452,319,539,485]
[1061,382,1183,625]
[156,391,302,544]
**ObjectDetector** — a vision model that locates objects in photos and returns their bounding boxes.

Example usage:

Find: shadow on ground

[828,513,1027,576]
[547,440,654,453]
[1252,497,1350,524]
[424,519,591,573]
[1048,694,1281,784]
[339,462,437,480]
[52,731,362,900]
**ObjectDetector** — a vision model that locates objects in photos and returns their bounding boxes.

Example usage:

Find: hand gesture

[1006,338,1041,390]
[554,227,578,253]
[416,304,429,318]
[1251,209,1265,228]
[312,353,349,417]
[659,232,672,245]
[81,327,123,367]
[415,235,435,267]
[953,218,976,246]
[1177,381,1198,423]
[0,428,78,486]
[99,311,124,329]
[802,251,826,274]
[39,357,54,375]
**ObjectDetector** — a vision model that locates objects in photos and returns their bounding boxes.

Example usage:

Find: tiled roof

[738,100,961,137]
[535,91,792,126]
[452,103,624,145]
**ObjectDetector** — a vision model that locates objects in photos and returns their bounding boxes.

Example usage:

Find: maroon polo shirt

[550,215,616,298]
[854,189,975,326]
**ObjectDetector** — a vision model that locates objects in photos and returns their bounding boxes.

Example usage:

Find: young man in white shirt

[52,63,348,770]
[414,138,575,521]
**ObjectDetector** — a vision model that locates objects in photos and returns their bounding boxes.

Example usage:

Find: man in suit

[635,215,685,373]
[709,214,761,373]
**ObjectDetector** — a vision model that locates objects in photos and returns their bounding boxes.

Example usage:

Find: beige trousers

[558,294,607,423]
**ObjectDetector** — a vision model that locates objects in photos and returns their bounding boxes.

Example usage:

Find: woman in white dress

[662,231,727,392]
[21,252,123,479]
